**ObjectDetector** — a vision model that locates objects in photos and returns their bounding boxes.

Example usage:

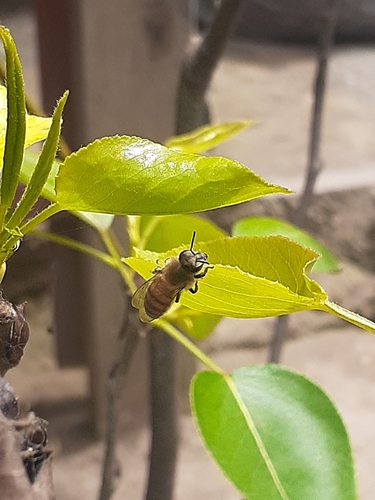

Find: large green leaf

[126,235,375,333]
[233,217,340,273]
[126,236,325,319]
[21,151,114,232]
[55,136,290,215]
[191,365,356,500]
[165,121,254,154]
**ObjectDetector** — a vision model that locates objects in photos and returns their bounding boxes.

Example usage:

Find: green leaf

[55,136,290,215]
[233,217,340,273]
[182,312,221,340]
[127,236,375,333]
[0,28,27,220]
[25,114,54,149]
[191,365,356,500]
[74,211,115,231]
[0,86,52,161]
[172,308,221,340]
[165,121,254,154]
[6,92,68,230]
[21,152,114,232]
[138,214,226,252]
[126,236,326,319]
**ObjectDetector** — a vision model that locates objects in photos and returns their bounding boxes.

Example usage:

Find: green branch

[156,318,226,375]
[32,229,116,268]
[322,301,375,334]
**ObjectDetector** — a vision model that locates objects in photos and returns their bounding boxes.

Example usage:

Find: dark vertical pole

[269,0,341,363]
[145,329,178,500]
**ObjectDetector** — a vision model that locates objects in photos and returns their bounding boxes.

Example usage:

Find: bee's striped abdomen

[144,276,180,320]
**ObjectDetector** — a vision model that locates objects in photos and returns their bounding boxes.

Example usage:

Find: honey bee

[132,232,213,322]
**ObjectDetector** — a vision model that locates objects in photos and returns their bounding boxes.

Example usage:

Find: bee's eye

[195,252,207,261]
[179,250,193,259]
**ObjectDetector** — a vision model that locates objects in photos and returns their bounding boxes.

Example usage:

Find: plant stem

[322,301,375,334]
[20,203,61,235]
[32,230,115,268]
[126,215,141,249]
[269,0,341,363]
[156,319,225,375]
[98,226,140,500]
[294,0,341,228]
[0,203,62,256]
[268,315,289,363]
[138,217,161,251]
[190,0,243,94]
[99,228,134,292]
[176,0,244,134]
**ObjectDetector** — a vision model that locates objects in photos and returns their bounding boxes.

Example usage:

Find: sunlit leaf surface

[21,151,114,231]
[126,236,326,319]
[233,216,340,273]
[55,136,290,215]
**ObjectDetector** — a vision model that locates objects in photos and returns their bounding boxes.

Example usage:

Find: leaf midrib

[225,374,290,500]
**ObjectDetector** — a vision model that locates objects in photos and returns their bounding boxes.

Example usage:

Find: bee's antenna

[190,231,196,251]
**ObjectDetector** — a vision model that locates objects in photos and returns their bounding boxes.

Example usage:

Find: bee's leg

[194,272,205,279]
[194,265,213,279]
[175,291,182,303]
[189,282,198,294]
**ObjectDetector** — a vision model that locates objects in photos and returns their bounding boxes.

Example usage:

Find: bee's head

[178,231,212,272]
[179,249,208,272]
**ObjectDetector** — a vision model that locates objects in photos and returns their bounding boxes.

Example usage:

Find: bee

[132,232,213,322]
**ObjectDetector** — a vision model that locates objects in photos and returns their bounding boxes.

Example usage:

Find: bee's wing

[132,277,154,323]
[131,279,151,309]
